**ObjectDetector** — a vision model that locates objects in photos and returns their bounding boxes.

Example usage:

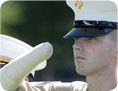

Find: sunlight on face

[73,31,117,76]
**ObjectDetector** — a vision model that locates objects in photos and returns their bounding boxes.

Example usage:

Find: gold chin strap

[0,56,13,63]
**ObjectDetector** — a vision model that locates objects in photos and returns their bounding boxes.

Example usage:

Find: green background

[1,1,85,82]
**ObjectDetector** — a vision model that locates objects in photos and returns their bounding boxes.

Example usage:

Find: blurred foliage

[0,1,85,81]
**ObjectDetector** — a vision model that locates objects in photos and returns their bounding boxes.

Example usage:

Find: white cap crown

[66,0,118,22]
[0,34,47,77]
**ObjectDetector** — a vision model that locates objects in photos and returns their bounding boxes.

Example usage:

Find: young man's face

[73,31,117,76]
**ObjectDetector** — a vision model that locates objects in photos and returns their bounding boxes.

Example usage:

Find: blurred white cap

[0,34,47,77]
[66,0,117,22]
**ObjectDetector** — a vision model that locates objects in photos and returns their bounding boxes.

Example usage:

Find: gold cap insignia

[75,0,83,10]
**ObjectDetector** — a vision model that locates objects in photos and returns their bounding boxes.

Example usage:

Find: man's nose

[73,40,83,51]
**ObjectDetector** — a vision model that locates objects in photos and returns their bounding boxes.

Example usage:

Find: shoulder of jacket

[70,81,88,91]
[72,81,87,85]
[29,81,87,86]
[29,81,88,91]
[29,81,61,86]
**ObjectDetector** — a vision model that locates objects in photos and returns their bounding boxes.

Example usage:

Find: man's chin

[76,71,87,76]
[76,68,90,76]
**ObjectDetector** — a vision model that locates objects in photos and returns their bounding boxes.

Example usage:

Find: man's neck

[86,62,117,91]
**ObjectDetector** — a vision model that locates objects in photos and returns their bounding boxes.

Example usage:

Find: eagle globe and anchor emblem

[74,0,83,10]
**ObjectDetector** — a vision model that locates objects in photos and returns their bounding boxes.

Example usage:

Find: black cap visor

[64,21,117,38]
[64,27,113,38]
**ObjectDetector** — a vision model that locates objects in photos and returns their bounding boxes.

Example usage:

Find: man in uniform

[0,0,117,91]
[64,0,118,91]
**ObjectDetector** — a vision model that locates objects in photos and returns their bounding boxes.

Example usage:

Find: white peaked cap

[0,34,47,77]
[66,0,118,22]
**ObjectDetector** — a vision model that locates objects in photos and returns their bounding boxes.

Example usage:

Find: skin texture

[73,30,117,91]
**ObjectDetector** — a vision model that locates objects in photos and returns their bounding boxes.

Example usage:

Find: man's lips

[75,56,86,62]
